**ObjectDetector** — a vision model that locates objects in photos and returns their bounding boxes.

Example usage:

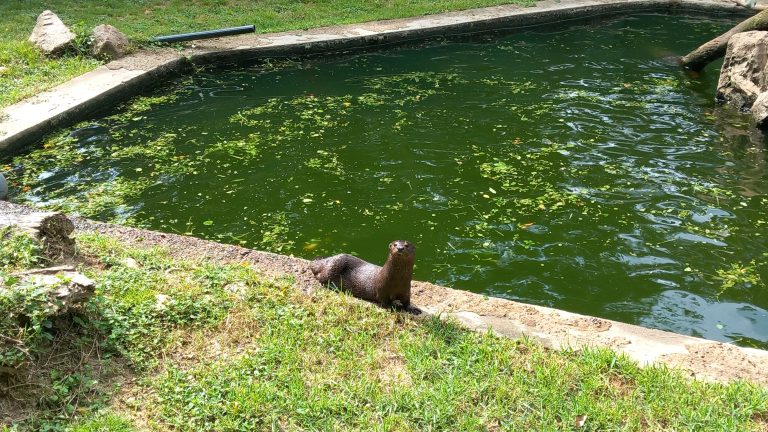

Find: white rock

[155,293,172,310]
[28,10,76,56]
[121,257,139,268]
[225,281,248,299]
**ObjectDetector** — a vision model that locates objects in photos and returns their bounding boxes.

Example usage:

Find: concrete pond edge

[2,200,768,387]
[0,0,754,153]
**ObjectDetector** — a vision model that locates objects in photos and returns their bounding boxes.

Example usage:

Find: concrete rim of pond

[3,0,768,386]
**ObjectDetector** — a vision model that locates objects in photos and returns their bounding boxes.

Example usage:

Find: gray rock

[91,24,130,60]
[717,31,768,111]
[20,267,95,314]
[28,10,75,56]
[0,172,7,200]
[752,91,768,127]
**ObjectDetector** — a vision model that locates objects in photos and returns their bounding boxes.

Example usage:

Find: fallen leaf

[574,414,587,428]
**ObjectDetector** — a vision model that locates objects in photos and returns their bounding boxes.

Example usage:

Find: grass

[0,0,535,109]
[1,231,767,431]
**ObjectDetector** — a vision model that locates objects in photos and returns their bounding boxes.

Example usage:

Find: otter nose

[396,244,405,252]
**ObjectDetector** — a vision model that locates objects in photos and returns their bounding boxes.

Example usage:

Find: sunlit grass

[3,232,767,431]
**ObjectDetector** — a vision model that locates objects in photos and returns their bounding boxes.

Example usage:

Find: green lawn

[0,0,534,109]
[1,229,767,431]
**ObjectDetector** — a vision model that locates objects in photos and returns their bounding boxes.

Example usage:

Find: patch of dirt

[608,373,636,398]
[164,306,264,370]
[376,341,412,388]
[106,48,182,71]
[110,378,154,431]
[565,316,612,332]
[0,318,132,427]
[660,343,768,386]
[64,212,321,295]
[751,412,768,431]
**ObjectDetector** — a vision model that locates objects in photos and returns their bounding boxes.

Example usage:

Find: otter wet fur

[310,240,415,309]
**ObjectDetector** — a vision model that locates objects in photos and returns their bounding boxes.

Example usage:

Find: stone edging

[0,0,752,154]
[2,199,767,386]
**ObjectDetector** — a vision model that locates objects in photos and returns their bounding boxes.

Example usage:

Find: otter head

[389,240,415,258]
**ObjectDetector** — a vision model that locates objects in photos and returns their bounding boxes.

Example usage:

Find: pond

[5,13,768,348]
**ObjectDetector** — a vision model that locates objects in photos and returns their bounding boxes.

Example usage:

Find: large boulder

[28,10,75,56]
[716,31,768,127]
[91,24,131,60]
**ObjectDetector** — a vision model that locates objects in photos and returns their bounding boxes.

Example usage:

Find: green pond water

[6,13,768,348]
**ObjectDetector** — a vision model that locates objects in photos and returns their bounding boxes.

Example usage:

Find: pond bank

[2,199,767,386]
[0,0,752,153]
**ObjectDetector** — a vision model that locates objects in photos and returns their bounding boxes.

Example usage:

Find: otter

[310,240,415,309]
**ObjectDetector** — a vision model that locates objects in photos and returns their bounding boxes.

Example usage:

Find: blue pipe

[152,25,256,43]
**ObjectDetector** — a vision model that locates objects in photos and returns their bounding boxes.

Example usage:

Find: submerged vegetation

[1,231,767,431]
[8,69,744,233]
[7,61,767,315]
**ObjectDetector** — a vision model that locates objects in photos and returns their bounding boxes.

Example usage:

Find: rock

[18,267,96,314]
[752,91,768,126]
[28,10,75,56]
[715,30,768,130]
[224,281,248,299]
[155,293,172,310]
[91,24,130,60]
[0,212,76,259]
[121,257,140,268]
[716,31,768,111]
[0,172,7,200]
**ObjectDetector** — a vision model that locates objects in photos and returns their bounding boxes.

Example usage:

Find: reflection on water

[6,14,768,348]
[637,290,768,347]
